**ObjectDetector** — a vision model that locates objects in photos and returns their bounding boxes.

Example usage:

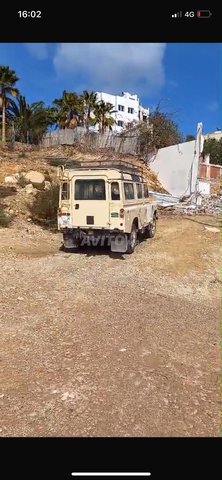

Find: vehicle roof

[61,168,146,182]
[57,160,147,182]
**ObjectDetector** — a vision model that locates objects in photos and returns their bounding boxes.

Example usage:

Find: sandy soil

[0,214,220,437]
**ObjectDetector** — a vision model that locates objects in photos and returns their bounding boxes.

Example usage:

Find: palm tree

[93,101,116,133]
[80,90,97,130]
[53,91,83,129]
[8,95,55,144]
[0,66,19,142]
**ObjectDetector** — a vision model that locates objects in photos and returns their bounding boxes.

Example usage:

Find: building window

[118,105,124,111]
[117,120,124,127]
[124,182,135,200]
[136,183,143,199]
[128,107,134,114]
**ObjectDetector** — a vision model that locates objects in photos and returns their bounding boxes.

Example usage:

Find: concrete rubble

[151,190,221,216]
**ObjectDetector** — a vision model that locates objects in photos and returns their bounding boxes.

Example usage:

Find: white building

[204,130,222,141]
[95,91,149,132]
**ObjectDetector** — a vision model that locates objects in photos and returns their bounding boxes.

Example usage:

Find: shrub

[46,157,67,167]
[18,152,27,159]
[43,170,52,182]
[27,183,59,224]
[17,173,29,188]
[65,160,80,168]
[0,206,11,227]
[46,157,80,168]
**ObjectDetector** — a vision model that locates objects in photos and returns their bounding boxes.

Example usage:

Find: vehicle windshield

[75,179,106,200]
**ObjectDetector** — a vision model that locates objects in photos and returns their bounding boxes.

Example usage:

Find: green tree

[203,138,222,165]
[53,90,83,129]
[121,108,183,157]
[8,95,55,144]
[0,66,19,142]
[92,100,116,133]
[148,110,183,149]
[81,90,97,130]
[185,134,195,142]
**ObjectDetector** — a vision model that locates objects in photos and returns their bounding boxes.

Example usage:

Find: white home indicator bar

[71,474,151,477]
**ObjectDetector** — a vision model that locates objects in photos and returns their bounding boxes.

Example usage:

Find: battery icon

[197,10,212,18]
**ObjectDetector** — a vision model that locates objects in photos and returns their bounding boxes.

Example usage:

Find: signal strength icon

[171,11,182,18]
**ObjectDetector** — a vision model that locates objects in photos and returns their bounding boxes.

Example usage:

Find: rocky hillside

[0,142,168,224]
[0,142,167,188]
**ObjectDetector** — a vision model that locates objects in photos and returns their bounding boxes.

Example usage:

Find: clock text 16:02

[18,11,41,18]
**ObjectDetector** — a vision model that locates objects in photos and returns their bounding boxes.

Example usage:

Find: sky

[0,43,221,136]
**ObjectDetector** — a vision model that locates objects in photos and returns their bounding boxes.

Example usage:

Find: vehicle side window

[124,182,135,200]
[111,182,120,200]
[136,183,143,199]
[61,182,70,200]
[143,184,149,198]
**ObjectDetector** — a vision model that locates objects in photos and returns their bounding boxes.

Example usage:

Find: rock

[24,171,45,189]
[4,175,18,185]
[24,183,34,194]
[196,195,202,206]
[204,226,220,233]
[44,180,51,190]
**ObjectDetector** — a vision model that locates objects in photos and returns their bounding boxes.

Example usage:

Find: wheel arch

[132,217,139,230]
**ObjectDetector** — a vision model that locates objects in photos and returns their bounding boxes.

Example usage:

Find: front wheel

[126,223,138,254]
[145,214,157,238]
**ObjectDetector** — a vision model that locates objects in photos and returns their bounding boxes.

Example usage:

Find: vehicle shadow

[183,216,221,228]
[59,244,126,260]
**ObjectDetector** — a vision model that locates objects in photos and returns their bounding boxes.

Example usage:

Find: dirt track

[0,215,220,436]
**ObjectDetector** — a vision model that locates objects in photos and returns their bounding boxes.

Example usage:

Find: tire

[126,223,138,254]
[145,214,157,238]
[63,234,80,250]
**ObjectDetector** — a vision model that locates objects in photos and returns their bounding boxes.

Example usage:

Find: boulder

[4,175,18,185]
[24,183,34,194]
[24,171,45,189]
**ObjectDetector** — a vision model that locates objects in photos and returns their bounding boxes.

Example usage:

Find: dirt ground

[0,214,221,437]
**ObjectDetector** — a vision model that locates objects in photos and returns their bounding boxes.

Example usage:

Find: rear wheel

[145,214,157,238]
[126,223,138,254]
[63,234,80,250]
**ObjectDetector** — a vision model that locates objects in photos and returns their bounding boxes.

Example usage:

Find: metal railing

[66,159,145,177]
